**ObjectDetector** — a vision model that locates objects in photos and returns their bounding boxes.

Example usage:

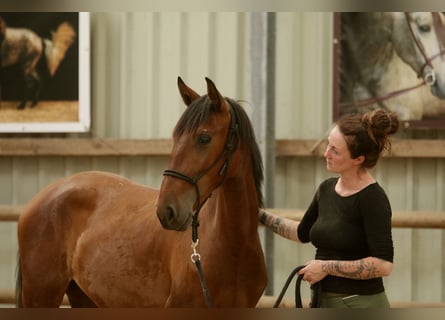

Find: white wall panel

[275,12,333,139]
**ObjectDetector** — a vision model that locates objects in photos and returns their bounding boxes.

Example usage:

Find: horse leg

[18,246,70,307]
[17,76,29,110]
[17,73,29,110]
[29,71,41,108]
[17,72,40,109]
[66,281,97,308]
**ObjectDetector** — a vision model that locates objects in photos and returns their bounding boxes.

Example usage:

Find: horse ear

[177,77,200,107]
[205,77,225,112]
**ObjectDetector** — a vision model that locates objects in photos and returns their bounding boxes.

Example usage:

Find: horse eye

[418,24,431,33]
[198,134,211,145]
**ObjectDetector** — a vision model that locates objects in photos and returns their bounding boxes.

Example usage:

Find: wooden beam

[2,205,445,229]
[0,138,445,158]
[0,139,172,157]
[275,139,445,158]
[0,205,23,222]
[264,208,445,229]
[390,139,445,158]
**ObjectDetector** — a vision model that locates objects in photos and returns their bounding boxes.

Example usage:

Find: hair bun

[362,109,399,137]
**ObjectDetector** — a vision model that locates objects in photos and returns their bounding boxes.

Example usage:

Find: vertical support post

[250,12,276,296]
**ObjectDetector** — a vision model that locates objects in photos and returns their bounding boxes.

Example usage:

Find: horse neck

[345,13,394,84]
[203,158,259,237]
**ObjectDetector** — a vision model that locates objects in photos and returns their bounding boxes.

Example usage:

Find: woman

[260,109,399,308]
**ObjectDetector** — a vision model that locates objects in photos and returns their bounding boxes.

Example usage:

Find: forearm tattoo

[259,210,298,241]
[321,259,379,280]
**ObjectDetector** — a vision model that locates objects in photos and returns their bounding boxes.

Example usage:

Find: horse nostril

[157,205,177,228]
[165,206,176,223]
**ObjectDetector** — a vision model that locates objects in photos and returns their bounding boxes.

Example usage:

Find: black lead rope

[273,265,321,308]
[190,233,213,308]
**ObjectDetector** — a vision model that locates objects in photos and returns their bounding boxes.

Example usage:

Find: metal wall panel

[90,12,251,139]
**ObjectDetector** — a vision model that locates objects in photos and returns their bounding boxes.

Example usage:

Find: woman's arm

[299,257,393,284]
[259,209,301,242]
[321,256,393,279]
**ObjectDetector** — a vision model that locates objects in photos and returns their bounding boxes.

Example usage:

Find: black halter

[162,100,239,307]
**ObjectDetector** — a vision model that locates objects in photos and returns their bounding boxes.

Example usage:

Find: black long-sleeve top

[297,177,394,295]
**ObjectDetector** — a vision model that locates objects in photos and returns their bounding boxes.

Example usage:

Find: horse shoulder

[2,27,42,67]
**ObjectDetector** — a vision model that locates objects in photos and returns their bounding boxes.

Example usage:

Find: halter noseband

[162,100,239,241]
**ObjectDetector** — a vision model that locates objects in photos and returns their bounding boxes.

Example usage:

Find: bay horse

[339,12,445,120]
[16,77,268,307]
[0,16,76,109]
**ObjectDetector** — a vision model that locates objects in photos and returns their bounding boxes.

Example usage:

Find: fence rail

[2,206,445,228]
[1,138,445,158]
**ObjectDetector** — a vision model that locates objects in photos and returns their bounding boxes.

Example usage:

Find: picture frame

[333,12,445,129]
[0,12,90,133]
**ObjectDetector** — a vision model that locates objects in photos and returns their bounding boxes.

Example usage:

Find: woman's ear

[354,155,366,166]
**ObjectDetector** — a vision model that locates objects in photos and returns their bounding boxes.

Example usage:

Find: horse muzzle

[156,205,192,231]
[429,72,445,99]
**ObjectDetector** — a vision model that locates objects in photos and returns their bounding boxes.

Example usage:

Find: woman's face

[324,126,359,174]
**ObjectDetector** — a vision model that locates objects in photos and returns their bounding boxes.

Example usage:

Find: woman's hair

[337,109,399,168]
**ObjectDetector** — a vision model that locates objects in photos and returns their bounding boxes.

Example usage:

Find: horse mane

[174,95,264,208]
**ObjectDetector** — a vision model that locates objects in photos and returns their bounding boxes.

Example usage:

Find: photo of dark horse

[0,14,76,109]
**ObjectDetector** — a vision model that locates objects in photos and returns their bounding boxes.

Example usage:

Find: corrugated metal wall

[90,12,251,139]
[0,12,444,306]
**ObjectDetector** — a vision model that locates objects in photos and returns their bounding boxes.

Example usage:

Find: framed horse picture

[0,12,90,133]
[333,12,445,129]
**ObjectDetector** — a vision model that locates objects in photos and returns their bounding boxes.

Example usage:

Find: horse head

[391,12,445,99]
[156,77,239,231]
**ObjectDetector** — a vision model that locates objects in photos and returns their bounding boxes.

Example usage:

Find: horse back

[2,27,42,68]
[18,170,160,248]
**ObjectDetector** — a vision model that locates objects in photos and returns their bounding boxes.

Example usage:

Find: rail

[2,206,445,228]
[1,138,445,158]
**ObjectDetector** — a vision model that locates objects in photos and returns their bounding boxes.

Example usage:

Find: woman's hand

[298,260,328,285]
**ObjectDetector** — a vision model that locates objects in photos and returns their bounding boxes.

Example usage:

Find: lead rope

[190,184,213,308]
[190,227,213,307]
[273,265,321,308]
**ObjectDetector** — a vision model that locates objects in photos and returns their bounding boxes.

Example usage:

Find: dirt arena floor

[0,101,79,123]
